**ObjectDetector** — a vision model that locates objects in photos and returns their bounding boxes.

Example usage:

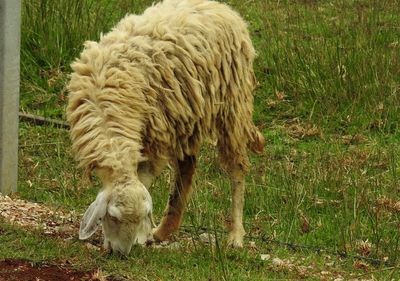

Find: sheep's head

[79,179,153,255]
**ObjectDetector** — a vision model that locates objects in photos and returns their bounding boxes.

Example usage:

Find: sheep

[66,0,265,255]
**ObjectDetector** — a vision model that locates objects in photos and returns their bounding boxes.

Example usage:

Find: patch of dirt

[272,118,323,140]
[376,197,400,213]
[286,123,322,139]
[0,258,114,281]
[0,195,79,238]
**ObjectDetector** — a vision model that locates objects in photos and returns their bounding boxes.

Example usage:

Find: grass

[2,0,399,279]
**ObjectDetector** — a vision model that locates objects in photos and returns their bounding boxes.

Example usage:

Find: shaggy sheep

[66,0,265,255]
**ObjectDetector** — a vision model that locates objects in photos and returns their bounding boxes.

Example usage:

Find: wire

[180,225,394,267]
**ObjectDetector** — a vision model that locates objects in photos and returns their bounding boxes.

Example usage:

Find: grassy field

[1,0,399,279]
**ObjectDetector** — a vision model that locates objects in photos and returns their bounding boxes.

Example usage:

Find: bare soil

[0,195,79,237]
[0,258,114,281]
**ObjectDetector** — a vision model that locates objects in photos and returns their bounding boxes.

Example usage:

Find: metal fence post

[0,0,21,195]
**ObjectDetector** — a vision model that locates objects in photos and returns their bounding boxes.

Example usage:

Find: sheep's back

[68,0,258,169]
[106,0,258,159]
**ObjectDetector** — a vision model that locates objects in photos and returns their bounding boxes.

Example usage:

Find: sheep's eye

[107,214,120,222]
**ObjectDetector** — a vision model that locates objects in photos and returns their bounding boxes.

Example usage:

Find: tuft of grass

[232,0,400,135]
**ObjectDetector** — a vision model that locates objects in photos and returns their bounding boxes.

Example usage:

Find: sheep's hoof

[227,238,243,248]
[152,227,170,242]
[227,230,244,248]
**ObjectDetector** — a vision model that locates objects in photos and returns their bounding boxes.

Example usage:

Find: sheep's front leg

[153,155,196,241]
[227,171,246,248]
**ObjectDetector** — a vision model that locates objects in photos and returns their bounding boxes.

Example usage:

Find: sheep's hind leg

[153,155,196,241]
[227,167,246,248]
[218,140,249,248]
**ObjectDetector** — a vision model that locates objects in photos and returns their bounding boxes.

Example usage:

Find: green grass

[3,0,400,279]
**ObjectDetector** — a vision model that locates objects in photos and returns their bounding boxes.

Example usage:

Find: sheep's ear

[79,191,108,240]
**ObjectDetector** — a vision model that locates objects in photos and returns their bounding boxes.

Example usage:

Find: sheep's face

[79,180,153,255]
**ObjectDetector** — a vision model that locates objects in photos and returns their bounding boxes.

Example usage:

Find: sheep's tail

[248,126,265,154]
